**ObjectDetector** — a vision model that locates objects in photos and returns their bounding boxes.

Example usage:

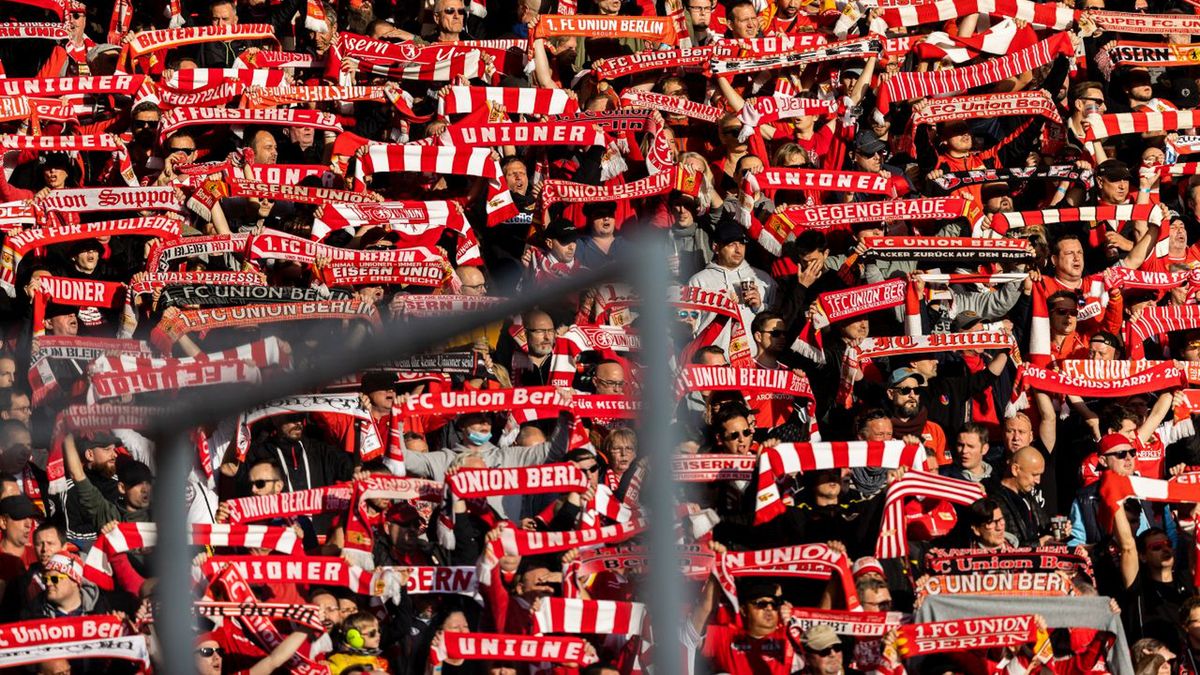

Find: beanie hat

[46,552,85,585]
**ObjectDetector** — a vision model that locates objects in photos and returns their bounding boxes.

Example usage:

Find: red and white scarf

[35,186,183,214]
[591,44,736,80]
[991,203,1163,240]
[490,519,645,556]
[434,633,597,666]
[861,236,1032,263]
[0,76,144,97]
[146,233,249,272]
[1125,305,1200,359]
[542,168,679,211]
[441,121,608,148]
[621,90,725,124]
[448,464,589,498]
[87,342,284,401]
[122,24,277,62]
[742,168,895,196]
[897,616,1038,657]
[1091,9,1200,34]
[311,200,466,240]
[533,597,647,636]
[877,32,1072,113]
[674,365,813,401]
[795,278,909,361]
[151,299,380,352]
[30,276,123,338]
[755,441,926,524]
[161,68,287,92]
[355,144,516,226]
[0,615,125,650]
[913,91,1061,127]
[882,0,1075,28]
[232,394,393,460]
[672,454,757,482]
[762,198,968,248]
[0,22,69,39]
[737,96,839,142]
[670,286,754,367]
[1,217,181,296]
[1083,109,1200,142]
[711,36,882,77]
[789,609,906,637]
[532,14,679,44]
[159,107,342,141]
[877,472,986,559]
[1016,362,1188,401]
[718,544,861,609]
[0,637,148,670]
[438,86,579,116]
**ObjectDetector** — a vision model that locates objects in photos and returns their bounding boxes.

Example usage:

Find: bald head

[1008,446,1045,493]
[456,266,487,296]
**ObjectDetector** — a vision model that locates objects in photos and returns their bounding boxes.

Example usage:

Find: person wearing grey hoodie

[402,409,572,520]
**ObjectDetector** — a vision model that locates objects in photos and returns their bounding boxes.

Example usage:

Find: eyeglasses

[812,644,843,656]
[70,11,84,18]
[461,282,488,291]
[442,7,467,14]
[687,4,713,10]
[890,386,924,395]
[526,328,555,335]
[983,516,1005,528]
[1103,449,1135,460]
[250,478,281,490]
[195,647,225,658]
[748,598,781,610]
[595,377,625,389]
[43,573,68,585]
[724,429,753,441]
[1050,308,1079,317]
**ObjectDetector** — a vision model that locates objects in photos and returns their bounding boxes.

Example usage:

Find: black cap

[68,239,104,256]
[544,218,579,244]
[358,227,399,250]
[939,119,971,138]
[854,129,887,155]
[582,202,617,219]
[713,218,749,246]
[0,495,40,521]
[39,152,71,168]
[42,303,77,320]
[1096,159,1133,182]
[951,310,983,332]
[1167,77,1200,109]
[737,579,779,603]
[981,182,1010,203]
[360,371,396,394]
[79,431,120,449]
[117,458,154,488]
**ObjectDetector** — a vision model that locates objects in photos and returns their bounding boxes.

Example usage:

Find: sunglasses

[43,573,69,585]
[724,429,753,441]
[579,464,601,474]
[813,644,843,656]
[1051,308,1079,317]
[891,386,924,395]
[720,127,741,136]
[131,120,158,128]
[360,628,380,638]
[250,478,280,489]
[595,377,625,389]
[748,598,781,610]
[169,146,196,154]
[760,329,787,337]
[442,7,467,14]
[678,310,700,320]
[1103,449,1135,460]
[195,647,225,658]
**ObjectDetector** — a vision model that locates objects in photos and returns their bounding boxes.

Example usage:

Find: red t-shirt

[701,624,795,675]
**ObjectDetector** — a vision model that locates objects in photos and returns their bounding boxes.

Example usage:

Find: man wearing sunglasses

[1067,434,1153,547]
[885,368,946,466]
[693,576,797,675]
[425,0,473,43]
[27,552,110,619]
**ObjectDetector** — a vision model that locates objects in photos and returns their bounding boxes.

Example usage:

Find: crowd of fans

[6,0,1200,672]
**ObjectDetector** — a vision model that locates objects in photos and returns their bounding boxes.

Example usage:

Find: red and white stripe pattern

[914,272,1028,285]
[358,52,487,83]
[533,598,647,636]
[620,90,725,124]
[1029,281,1051,367]
[161,68,288,91]
[918,18,1019,63]
[85,523,298,588]
[876,472,985,559]
[438,86,579,116]
[89,337,287,375]
[882,0,1077,29]
[878,32,1072,113]
[1083,109,1200,142]
[355,144,516,226]
[755,442,926,524]
[311,201,466,241]
[581,484,635,525]
[1126,305,1200,359]
[991,203,1164,237]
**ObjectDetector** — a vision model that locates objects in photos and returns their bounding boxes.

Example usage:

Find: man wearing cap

[1068,434,1154,546]
[692,572,798,675]
[847,130,909,202]
[60,432,120,548]
[525,219,582,286]
[800,624,858,675]
[885,367,947,465]
[688,218,776,358]
[576,202,630,269]
[0,495,39,602]
[243,414,355,494]
[23,552,110,619]
[64,434,152,537]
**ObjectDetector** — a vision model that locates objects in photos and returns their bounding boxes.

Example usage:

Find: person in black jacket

[988,446,1052,547]
[242,413,356,494]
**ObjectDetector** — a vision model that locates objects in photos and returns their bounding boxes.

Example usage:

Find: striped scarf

[1083,109,1200,142]
[878,32,1072,114]
[1125,305,1200,359]
[881,0,1076,29]
[877,472,986,559]
[438,86,579,116]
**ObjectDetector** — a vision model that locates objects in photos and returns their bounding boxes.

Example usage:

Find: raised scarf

[226,178,376,208]
[35,186,183,214]
[711,36,882,77]
[150,80,243,109]
[344,475,446,567]
[0,637,148,670]
[438,633,597,665]
[674,365,814,400]
[208,565,325,673]
[221,483,355,524]
[1014,362,1186,400]
[245,84,389,109]
[398,566,478,595]
[231,393,392,460]
[755,441,926,524]
[935,164,1090,194]
[0,76,143,97]
[0,23,69,39]
[448,463,589,498]
[532,15,678,44]
[1,133,138,187]
[788,609,907,637]
[1124,305,1200,359]
[591,44,736,80]
[742,168,895,196]
[30,275,123,340]
[161,68,287,91]
[1083,109,1200,142]
[88,361,261,403]
[923,546,1093,578]
[717,544,860,609]
[245,230,442,267]
[355,143,516,226]
[159,107,342,141]
[1,217,181,296]
[390,294,507,317]
[860,236,1033,263]
[621,90,725,124]
[670,285,753,368]
[441,121,608,148]
[532,597,647,636]
[438,86,579,116]
[202,554,402,597]
[882,0,1075,28]
[877,32,1072,114]
[489,519,646,556]
[877,472,986,559]
[29,336,152,404]
[763,198,968,246]
[737,96,839,141]
[194,601,324,632]
[122,24,277,62]
[897,616,1038,656]
[672,454,757,482]
[157,284,346,308]
[1091,10,1200,34]
[151,299,381,352]
[399,386,569,417]
[1104,41,1200,70]
[542,167,681,211]
[146,233,249,272]
[0,615,125,650]
[916,572,1074,598]
[913,91,1062,127]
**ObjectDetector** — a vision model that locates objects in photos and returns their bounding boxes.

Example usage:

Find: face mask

[467,431,491,445]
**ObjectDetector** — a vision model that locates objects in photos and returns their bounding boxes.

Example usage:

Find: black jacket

[988,480,1049,547]
[242,434,355,494]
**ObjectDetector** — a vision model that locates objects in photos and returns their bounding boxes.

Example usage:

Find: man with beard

[885,368,947,465]
[510,310,558,387]
[125,102,161,182]
[60,432,120,549]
